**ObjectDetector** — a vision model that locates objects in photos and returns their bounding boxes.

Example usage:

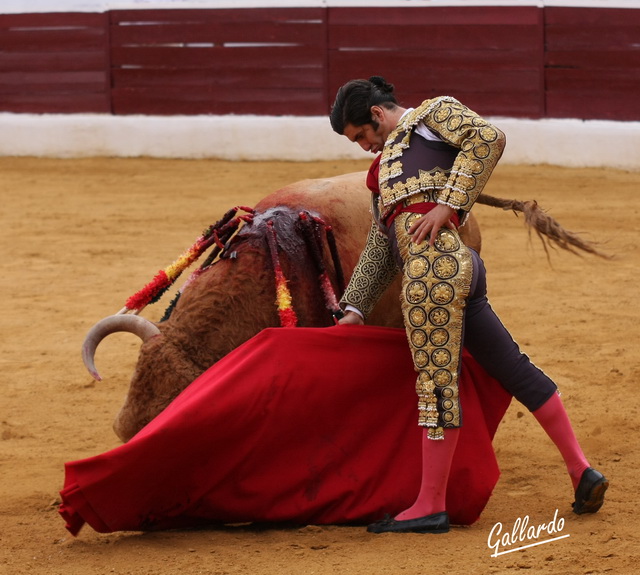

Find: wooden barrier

[0,6,638,120]
[110,8,327,115]
[0,12,110,113]
[545,7,640,121]
[328,5,544,118]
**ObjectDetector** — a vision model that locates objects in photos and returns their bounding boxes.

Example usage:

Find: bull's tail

[476,194,611,260]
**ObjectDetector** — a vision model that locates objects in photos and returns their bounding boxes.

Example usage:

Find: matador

[330,76,607,534]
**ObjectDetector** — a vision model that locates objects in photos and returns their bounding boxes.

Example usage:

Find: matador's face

[342,121,388,155]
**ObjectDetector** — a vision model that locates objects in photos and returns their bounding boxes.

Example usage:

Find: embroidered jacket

[378,96,505,223]
[341,96,505,318]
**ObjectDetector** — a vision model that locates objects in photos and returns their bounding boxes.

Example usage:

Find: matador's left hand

[408,204,457,246]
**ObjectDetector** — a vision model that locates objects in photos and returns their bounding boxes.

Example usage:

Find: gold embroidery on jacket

[378,96,505,221]
[379,167,451,210]
[339,223,398,318]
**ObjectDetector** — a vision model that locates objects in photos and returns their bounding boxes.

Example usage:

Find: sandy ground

[1,157,639,575]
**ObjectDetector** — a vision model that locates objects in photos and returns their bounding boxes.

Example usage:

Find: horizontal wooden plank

[111,45,323,68]
[546,50,640,70]
[0,93,110,114]
[546,68,640,90]
[110,20,324,47]
[0,12,107,29]
[331,47,541,71]
[327,70,540,98]
[330,24,541,51]
[111,87,324,115]
[0,70,107,89]
[328,6,541,26]
[546,92,639,121]
[110,8,325,25]
[545,6,640,26]
[111,101,324,116]
[546,25,640,50]
[112,85,323,103]
[112,67,323,90]
[0,51,107,72]
[330,63,541,94]
[0,28,108,52]
[0,70,109,85]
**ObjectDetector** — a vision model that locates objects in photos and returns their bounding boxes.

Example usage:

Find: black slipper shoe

[572,467,609,514]
[367,511,450,534]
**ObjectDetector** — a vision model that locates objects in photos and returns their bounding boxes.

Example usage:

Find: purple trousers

[463,248,557,411]
[387,216,557,413]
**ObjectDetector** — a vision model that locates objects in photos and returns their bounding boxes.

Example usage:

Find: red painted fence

[0,12,111,113]
[545,7,639,121]
[0,6,638,120]
[328,6,545,118]
[110,8,327,115]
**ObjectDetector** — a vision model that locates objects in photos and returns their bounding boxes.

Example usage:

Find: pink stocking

[532,392,590,489]
[395,427,460,521]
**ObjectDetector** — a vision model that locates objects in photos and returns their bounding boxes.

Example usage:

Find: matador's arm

[421,97,506,222]
[339,222,398,320]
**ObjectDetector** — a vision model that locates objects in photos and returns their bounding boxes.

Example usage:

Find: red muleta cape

[59,325,511,535]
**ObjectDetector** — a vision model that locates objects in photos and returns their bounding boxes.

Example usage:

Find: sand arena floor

[1,157,639,574]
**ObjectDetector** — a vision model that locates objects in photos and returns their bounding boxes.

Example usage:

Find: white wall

[1,113,638,170]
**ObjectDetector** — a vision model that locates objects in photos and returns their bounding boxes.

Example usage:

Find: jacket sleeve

[340,222,399,319]
[421,97,506,219]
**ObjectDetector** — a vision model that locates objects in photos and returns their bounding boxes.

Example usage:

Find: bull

[82,171,602,442]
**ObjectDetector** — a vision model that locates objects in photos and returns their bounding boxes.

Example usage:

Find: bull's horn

[82,314,161,381]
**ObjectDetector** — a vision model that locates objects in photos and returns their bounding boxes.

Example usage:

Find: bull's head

[81,174,378,442]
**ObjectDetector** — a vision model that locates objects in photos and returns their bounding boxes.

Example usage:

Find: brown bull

[84,172,479,441]
[83,171,601,442]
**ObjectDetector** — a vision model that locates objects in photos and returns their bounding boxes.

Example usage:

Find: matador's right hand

[338,311,365,326]
[408,203,456,246]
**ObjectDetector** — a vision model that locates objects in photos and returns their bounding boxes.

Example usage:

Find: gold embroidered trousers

[394,209,474,440]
